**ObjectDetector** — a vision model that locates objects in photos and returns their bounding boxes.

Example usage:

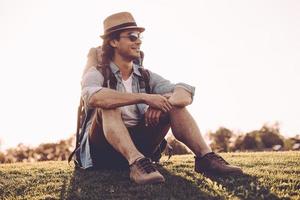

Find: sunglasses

[119,32,142,42]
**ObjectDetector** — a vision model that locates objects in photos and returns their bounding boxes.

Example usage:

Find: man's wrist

[139,93,148,104]
[162,93,172,99]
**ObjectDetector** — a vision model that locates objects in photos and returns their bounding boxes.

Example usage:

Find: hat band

[105,22,137,34]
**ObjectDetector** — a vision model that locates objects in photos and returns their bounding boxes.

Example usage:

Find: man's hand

[167,87,192,107]
[144,94,172,112]
[145,107,162,127]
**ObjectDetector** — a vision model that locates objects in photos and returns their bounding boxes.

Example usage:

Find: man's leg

[128,114,171,159]
[89,108,165,184]
[169,107,212,157]
[169,106,243,175]
[100,108,143,165]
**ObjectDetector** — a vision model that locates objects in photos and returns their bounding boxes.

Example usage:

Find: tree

[0,136,75,163]
[231,134,245,151]
[241,131,264,150]
[260,123,284,148]
[284,135,300,150]
[208,127,234,152]
[231,122,285,151]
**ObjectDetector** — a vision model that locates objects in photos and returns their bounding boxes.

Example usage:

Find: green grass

[0,152,299,200]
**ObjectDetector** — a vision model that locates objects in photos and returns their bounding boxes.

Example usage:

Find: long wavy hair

[100,31,121,66]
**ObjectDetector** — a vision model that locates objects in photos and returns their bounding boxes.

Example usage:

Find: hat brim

[100,26,145,39]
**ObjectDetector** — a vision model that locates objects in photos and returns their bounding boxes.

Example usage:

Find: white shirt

[120,74,140,127]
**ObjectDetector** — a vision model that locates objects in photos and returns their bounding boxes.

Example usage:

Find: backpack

[68,46,171,167]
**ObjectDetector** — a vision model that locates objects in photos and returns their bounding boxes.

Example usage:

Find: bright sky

[0,0,299,150]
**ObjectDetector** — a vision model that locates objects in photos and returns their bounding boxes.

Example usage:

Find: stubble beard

[119,49,140,62]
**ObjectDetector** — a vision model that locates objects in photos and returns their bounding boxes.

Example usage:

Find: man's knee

[158,106,189,124]
[101,108,125,134]
[101,108,122,122]
[169,106,187,115]
[92,108,122,127]
[101,107,121,115]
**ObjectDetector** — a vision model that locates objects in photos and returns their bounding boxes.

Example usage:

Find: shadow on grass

[207,173,283,200]
[60,166,223,200]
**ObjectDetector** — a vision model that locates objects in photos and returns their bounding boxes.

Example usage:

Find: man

[79,12,242,184]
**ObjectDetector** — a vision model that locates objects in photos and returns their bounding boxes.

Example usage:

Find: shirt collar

[132,63,142,77]
[109,62,120,74]
[109,62,142,77]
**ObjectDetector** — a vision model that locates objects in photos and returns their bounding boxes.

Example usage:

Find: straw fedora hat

[100,12,145,39]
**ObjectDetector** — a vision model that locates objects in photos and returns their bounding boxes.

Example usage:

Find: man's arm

[89,88,172,112]
[144,87,191,127]
[82,67,172,112]
[166,86,192,107]
[148,70,195,106]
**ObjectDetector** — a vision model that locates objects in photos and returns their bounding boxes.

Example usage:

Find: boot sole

[131,176,165,185]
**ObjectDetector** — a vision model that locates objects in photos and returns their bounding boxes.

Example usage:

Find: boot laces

[206,152,229,165]
[137,158,157,174]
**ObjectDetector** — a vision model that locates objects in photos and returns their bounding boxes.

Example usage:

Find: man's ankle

[128,155,144,166]
[196,150,213,158]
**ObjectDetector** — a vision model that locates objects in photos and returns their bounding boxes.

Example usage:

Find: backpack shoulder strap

[97,64,117,89]
[138,67,151,94]
[95,46,116,90]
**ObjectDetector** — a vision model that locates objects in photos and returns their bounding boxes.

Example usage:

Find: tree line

[208,122,300,152]
[0,122,299,163]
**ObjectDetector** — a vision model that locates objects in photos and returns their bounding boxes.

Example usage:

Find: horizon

[0,0,300,151]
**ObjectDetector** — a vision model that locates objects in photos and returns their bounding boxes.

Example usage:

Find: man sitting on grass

[79,11,243,184]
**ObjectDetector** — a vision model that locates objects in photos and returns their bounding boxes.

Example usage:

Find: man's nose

[136,37,142,44]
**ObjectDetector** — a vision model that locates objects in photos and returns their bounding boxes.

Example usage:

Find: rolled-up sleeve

[148,70,175,94]
[175,82,196,101]
[81,67,104,106]
[148,70,196,101]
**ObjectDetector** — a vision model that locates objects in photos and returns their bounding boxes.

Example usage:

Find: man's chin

[121,52,141,62]
[128,55,140,62]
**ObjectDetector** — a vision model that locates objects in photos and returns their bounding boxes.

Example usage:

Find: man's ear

[109,39,118,48]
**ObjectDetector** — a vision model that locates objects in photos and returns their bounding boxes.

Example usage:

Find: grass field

[0,151,299,200]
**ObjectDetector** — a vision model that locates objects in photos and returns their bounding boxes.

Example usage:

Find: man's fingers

[163,104,171,112]
[147,110,152,126]
[149,110,156,127]
[162,99,172,111]
[161,106,168,113]
[147,94,173,112]
[145,108,162,127]
[166,101,173,110]
[154,111,161,125]
[145,111,149,126]
[165,104,172,112]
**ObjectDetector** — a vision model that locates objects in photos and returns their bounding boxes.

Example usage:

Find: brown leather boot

[195,152,243,176]
[130,157,165,184]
